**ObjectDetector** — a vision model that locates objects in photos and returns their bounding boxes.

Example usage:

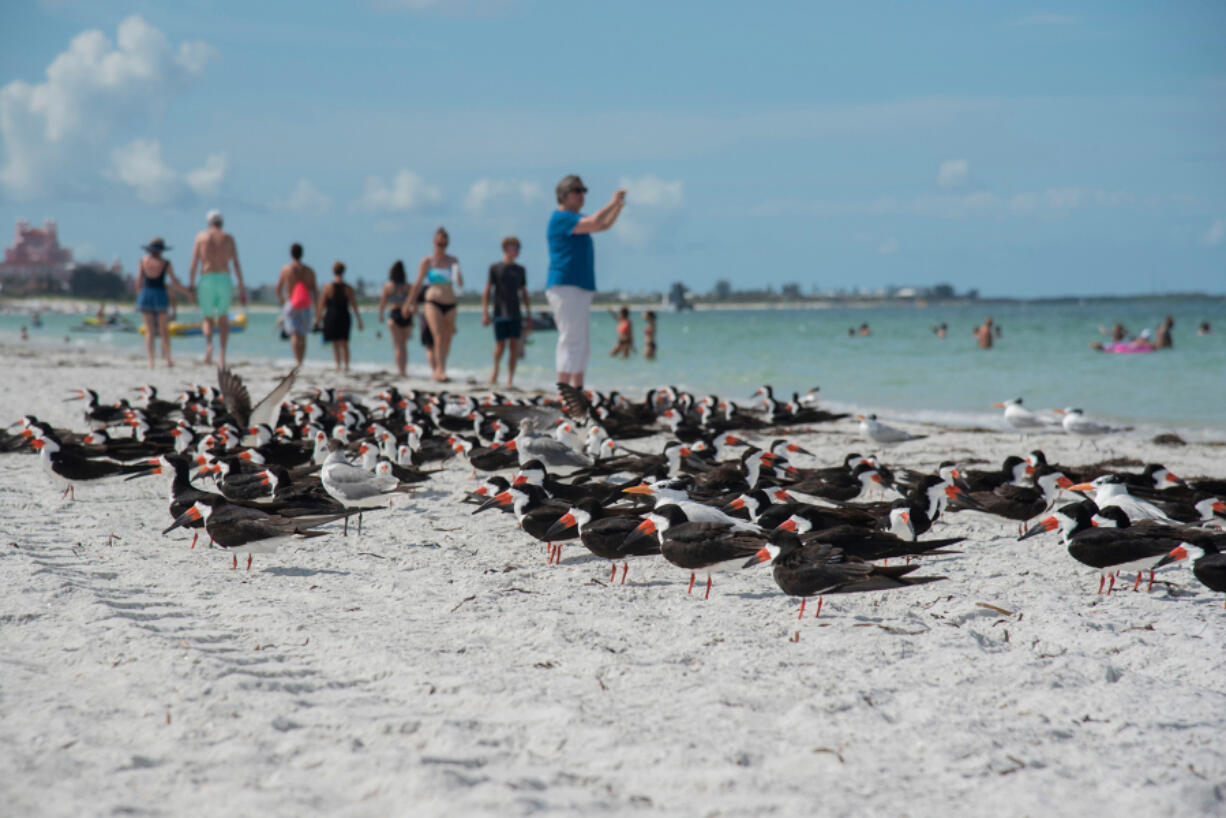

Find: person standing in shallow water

[135,237,191,369]
[1154,315,1174,349]
[481,236,531,387]
[317,261,363,372]
[276,243,317,366]
[378,260,414,377]
[973,316,994,349]
[546,175,625,389]
[403,227,463,382]
[189,210,246,368]
[643,310,658,360]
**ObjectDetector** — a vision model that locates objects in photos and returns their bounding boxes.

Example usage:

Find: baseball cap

[555,175,588,203]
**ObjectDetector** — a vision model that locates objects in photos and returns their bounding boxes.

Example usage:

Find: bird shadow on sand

[261,566,350,577]
[726,590,783,601]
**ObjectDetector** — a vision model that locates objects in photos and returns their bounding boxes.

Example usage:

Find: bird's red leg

[686,573,695,594]
[190,532,198,549]
[1132,571,1142,592]
[815,597,823,618]
[231,554,237,570]
[704,575,712,600]
[1147,570,1155,593]
[247,554,252,571]
[609,562,617,583]
[621,561,628,585]
[1097,575,1105,594]
[61,485,70,499]
[797,598,806,620]
[1106,574,1116,595]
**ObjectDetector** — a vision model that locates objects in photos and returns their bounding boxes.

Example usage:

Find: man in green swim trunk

[189,209,247,368]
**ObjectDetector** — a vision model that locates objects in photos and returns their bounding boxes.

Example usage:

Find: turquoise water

[3,298,1224,434]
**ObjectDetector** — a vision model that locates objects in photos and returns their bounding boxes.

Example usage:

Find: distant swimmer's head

[206,209,223,227]
[290,243,303,260]
[556,174,588,204]
[332,261,346,278]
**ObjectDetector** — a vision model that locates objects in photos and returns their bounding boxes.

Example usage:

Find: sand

[1,341,1223,817]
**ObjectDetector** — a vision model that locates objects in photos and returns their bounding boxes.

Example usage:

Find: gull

[992,397,1052,433]
[320,441,412,531]
[1054,407,1129,448]
[856,413,927,446]
[513,419,592,469]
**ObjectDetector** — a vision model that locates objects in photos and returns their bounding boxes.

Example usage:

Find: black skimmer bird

[543,497,654,583]
[163,495,352,570]
[1153,543,1226,607]
[856,413,927,446]
[743,528,945,622]
[475,484,573,563]
[1066,474,1178,523]
[30,434,154,500]
[66,388,128,430]
[621,504,764,599]
[1018,501,1219,594]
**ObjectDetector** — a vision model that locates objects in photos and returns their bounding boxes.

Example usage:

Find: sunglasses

[569,187,588,195]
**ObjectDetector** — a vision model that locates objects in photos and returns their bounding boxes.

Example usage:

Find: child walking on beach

[609,306,634,358]
[481,237,531,387]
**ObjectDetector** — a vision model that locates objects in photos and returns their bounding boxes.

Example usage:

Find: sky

[1,0,1224,298]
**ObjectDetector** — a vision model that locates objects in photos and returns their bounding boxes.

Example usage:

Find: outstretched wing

[557,383,591,421]
[250,367,297,431]
[217,366,253,428]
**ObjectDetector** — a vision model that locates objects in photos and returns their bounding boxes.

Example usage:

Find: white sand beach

[1,341,1223,818]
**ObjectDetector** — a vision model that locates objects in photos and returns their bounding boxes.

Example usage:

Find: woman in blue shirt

[546,175,626,389]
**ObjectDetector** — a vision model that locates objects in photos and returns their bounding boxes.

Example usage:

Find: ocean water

[4,297,1224,435]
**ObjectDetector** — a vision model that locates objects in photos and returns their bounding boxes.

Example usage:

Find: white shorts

[545,285,594,375]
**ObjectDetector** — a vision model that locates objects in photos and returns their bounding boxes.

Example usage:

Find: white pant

[545,285,594,374]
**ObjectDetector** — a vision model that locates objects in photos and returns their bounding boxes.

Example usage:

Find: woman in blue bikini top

[404,226,465,381]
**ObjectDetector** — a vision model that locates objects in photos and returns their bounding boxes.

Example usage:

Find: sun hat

[555,174,588,203]
[206,209,223,225]
[142,237,170,253]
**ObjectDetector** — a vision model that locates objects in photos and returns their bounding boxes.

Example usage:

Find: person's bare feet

[165,359,174,368]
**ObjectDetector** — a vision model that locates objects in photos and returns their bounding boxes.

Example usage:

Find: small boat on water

[74,315,137,333]
[139,312,247,337]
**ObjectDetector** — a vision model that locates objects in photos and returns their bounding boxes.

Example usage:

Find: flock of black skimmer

[7,373,1226,631]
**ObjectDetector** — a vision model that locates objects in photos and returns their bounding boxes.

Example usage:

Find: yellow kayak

[140,312,247,337]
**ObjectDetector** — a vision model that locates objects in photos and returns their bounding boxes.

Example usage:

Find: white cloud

[878,237,900,255]
[108,140,228,204]
[937,158,969,189]
[110,140,178,204]
[0,15,214,199]
[274,179,333,215]
[1203,218,1226,247]
[463,178,543,216]
[619,174,684,209]
[612,174,685,248]
[353,169,442,212]
[185,153,228,197]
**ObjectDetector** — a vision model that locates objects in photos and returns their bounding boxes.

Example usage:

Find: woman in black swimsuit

[135,237,190,369]
[403,226,464,382]
[317,261,364,372]
[378,260,413,377]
